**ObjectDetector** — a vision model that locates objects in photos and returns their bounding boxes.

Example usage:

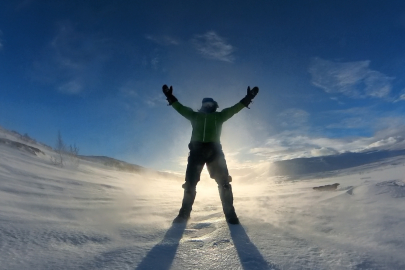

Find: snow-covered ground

[1,130,405,269]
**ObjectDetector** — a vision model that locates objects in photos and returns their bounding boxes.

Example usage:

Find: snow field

[1,139,405,269]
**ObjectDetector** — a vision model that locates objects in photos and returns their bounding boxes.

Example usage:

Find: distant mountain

[271,149,405,177]
[80,156,146,172]
[0,125,53,151]
[80,155,179,179]
[3,124,404,180]
[0,125,180,179]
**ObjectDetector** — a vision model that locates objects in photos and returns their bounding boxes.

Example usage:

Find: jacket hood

[199,97,218,113]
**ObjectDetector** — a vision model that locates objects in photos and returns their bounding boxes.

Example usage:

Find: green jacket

[172,101,245,143]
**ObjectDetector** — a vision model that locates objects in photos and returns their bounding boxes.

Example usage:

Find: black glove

[240,86,259,108]
[162,84,178,105]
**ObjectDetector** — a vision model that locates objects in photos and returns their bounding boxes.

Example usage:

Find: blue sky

[1,0,405,173]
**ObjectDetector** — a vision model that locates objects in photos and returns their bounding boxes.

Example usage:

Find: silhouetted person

[162,85,259,224]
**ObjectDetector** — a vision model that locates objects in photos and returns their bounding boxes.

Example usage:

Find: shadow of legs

[135,223,187,270]
[228,224,279,270]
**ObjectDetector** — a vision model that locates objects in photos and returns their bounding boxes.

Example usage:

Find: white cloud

[366,136,405,149]
[372,117,405,137]
[248,122,405,161]
[310,147,339,157]
[192,31,235,62]
[249,134,364,161]
[309,58,394,99]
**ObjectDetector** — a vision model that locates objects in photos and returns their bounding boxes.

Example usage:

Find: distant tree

[23,133,30,141]
[56,131,65,151]
[51,130,66,167]
[51,131,80,168]
[69,144,79,156]
[21,133,36,143]
[68,143,80,168]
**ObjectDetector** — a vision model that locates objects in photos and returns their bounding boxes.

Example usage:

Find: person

[162,84,259,224]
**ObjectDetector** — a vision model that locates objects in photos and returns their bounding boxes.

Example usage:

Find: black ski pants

[184,142,229,191]
[178,141,236,219]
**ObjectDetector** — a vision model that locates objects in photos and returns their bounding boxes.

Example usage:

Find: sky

[1,0,405,173]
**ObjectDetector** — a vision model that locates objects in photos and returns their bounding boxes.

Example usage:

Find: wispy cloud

[58,80,83,94]
[323,107,375,129]
[364,121,405,150]
[119,80,165,108]
[277,108,309,128]
[32,21,113,94]
[249,119,405,161]
[397,94,405,102]
[192,31,235,62]
[146,35,180,46]
[366,136,405,149]
[15,0,34,10]
[0,30,3,50]
[394,89,405,102]
[120,81,138,99]
[250,132,368,161]
[326,117,368,129]
[309,58,394,99]
[144,35,181,70]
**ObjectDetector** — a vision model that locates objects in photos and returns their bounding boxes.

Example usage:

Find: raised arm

[218,102,245,122]
[162,84,196,120]
[218,86,259,122]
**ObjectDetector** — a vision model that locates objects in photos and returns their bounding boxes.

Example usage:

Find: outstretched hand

[162,84,178,105]
[162,84,173,96]
[247,86,259,98]
[240,86,259,108]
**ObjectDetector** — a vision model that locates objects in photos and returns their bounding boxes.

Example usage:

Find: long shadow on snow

[228,223,280,270]
[135,222,186,270]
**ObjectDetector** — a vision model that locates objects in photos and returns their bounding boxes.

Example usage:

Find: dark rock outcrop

[313,183,340,191]
[0,138,44,156]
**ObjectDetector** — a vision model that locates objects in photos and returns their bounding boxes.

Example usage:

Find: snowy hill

[1,126,405,269]
[79,155,177,179]
[272,149,405,177]
[0,125,178,179]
